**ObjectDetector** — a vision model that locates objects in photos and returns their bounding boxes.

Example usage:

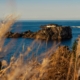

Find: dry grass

[0,15,17,58]
[0,16,80,80]
[0,45,75,80]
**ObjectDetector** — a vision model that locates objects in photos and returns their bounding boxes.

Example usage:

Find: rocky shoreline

[5,24,72,41]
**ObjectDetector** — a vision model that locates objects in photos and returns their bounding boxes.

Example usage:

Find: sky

[0,0,80,20]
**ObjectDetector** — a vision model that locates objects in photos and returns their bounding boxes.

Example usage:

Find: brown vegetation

[0,16,80,80]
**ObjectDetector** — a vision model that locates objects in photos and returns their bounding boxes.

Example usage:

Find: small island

[5,24,72,41]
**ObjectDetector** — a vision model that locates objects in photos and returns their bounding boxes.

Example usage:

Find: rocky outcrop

[35,24,72,40]
[5,24,72,41]
[22,30,35,38]
[5,32,22,38]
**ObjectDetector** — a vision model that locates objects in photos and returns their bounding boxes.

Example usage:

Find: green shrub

[72,40,77,51]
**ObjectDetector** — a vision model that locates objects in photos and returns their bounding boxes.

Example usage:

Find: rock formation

[36,24,72,40]
[5,24,72,41]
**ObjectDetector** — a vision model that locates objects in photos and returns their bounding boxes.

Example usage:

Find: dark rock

[22,30,34,38]
[9,33,22,38]
[5,24,72,41]
[22,30,32,34]
[5,32,13,38]
[35,24,72,41]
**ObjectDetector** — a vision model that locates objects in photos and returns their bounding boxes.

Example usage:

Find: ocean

[2,20,80,61]
[12,20,80,46]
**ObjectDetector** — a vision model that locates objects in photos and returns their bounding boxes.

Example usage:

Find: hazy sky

[0,0,80,20]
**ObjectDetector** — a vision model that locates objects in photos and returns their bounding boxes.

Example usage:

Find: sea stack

[36,24,72,41]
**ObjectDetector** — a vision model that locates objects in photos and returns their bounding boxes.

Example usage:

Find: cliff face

[5,24,72,41]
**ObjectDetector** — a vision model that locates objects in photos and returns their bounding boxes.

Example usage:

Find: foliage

[72,40,77,51]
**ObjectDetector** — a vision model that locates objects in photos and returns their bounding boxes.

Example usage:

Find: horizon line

[16,19,80,21]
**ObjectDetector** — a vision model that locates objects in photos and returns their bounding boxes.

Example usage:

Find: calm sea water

[12,20,80,46]
[2,20,80,61]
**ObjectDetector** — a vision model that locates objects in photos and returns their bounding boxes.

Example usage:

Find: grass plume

[0,15,80,80]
